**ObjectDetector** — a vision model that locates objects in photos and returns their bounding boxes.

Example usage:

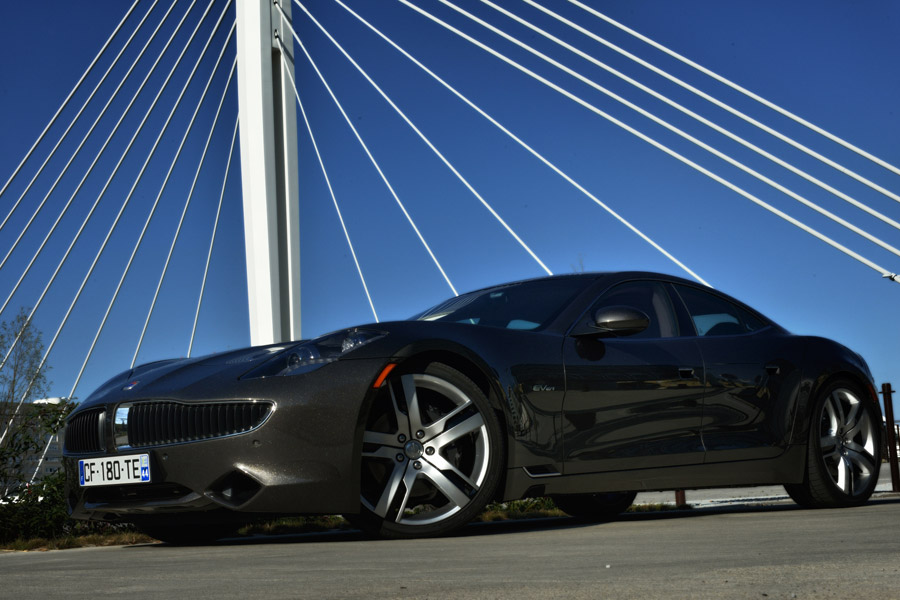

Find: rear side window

[673,285,766,337]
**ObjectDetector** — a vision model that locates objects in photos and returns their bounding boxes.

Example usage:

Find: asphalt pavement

[2,498,899,599]
[634,462,897,507]
[2,467,898,599]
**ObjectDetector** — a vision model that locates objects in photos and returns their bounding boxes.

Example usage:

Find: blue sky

[1,0,899,408]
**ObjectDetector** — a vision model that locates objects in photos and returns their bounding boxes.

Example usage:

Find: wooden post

[881,383,900,493]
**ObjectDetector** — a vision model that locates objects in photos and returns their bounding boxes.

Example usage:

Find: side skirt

[502,445,806,500]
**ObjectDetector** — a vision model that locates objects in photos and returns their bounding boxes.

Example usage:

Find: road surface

[2,496,899,599]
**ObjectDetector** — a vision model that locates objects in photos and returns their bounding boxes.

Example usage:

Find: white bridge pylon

[235,0,301,345]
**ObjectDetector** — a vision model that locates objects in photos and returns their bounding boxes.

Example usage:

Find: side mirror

[591,306,650,337]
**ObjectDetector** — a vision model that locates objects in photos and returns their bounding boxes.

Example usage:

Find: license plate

[79,454,151,487]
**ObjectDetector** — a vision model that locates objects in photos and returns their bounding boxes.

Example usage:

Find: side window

[588,281,679,339]
[674,285,766,337]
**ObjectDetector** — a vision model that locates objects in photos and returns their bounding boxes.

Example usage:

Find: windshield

[412,277,593,331]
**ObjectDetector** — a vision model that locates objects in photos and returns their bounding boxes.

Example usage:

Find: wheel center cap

[404,440,424,459]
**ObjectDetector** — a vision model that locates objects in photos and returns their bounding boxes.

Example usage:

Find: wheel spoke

[836,455,852,494]
[842,398,861,432]
[389,384,411,439]
[425,452,478,489]
[401,374,425,434]
[420,461,472,509]
[845,447,876,479]
[843,403,868,440]
[373,460,408,518]
[430,412,485,450]
[820,434,839,452]
[362,444,401,460]
[423,399,472,440]
[394,464,421,523]
[825,393,842,433]
[363,431,400,448]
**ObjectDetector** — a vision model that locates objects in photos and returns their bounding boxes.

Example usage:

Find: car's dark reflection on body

[63,272,883,541]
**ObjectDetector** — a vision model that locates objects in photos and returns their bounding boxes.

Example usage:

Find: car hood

[74,343,299,411]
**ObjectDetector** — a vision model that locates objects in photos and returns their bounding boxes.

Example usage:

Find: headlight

[242,329,385,378]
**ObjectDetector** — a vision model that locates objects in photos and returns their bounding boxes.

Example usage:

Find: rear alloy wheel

[786,380,881,508]
[552,491,637,521]
[354,363,503,538]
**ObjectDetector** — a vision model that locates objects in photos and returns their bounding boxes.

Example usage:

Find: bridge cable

[281,3,460,295]
[278,41,379,321]
[189,115,240,358]
[290,0,553,278]
[564,0,900,185]
[331,0,711,285]
[0,0,215,443]
[0,0,208,375]
[479,0,900,232]
[0,0,159,236]
[132,59,237,367]
[72,14,236,396]
[0,0,182,278]
[0,0,141,202]
[432,0,900,260]
[398,0,899,283]
[0,0,229,443]
[28,411,67,485]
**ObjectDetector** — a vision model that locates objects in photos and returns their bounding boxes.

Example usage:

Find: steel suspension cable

[0,0,180,276]
[132,59,237,367]
[330,0,707,286]
[0,0,140,201]
[398,0,899,282]
[189,115,239,358]
[480,0,900,233]
[0,0,206,373]
[279,46,379,321]
[0,0,159,236]
[281,4,460,295]
[28,411,66,485]
[290,0,552,278]
[72,10,235,396]
[0,0,225,439]
[0,0,193,318]
[564,0,900,185]
[434,0,900,260]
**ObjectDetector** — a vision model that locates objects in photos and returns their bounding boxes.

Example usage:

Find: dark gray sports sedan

[63,272,883,541]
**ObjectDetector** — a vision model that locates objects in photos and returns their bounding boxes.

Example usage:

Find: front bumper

[64,358,384,522]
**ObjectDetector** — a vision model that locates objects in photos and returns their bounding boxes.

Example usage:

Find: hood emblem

[122,380,140,391]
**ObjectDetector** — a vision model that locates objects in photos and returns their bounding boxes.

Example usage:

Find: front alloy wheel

[786,380,881,508]
[355,363,503,538]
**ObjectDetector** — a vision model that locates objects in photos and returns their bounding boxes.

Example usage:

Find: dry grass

[0,498,688,550]
[1,531,154,552]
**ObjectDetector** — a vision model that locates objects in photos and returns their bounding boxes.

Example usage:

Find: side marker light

[373,363,398,389]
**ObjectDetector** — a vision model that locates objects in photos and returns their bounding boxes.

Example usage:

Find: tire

[785,379,881,508]
[135,522,241,545]
[354,362,504,539]
[552,491,637,521]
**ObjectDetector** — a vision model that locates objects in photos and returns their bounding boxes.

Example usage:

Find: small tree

[0,309,66,499]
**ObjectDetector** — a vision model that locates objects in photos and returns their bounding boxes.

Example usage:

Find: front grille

[65,409,105,453]
[127,401,272,447]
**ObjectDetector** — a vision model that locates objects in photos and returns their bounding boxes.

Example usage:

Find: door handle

[678,367,695,379]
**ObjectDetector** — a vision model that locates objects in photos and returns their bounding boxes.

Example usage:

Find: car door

[670,284,802,462]
[561,280,705,474]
